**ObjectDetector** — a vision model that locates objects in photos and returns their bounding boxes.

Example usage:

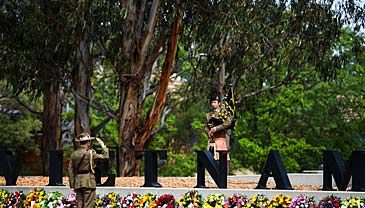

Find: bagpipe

[207,88,236,131]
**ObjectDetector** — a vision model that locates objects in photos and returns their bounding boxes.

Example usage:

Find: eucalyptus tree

[71,0,94,136]
[54,0,185,175]
[0,0,74,173]
[105,0,184,176]
[2,0,186,176]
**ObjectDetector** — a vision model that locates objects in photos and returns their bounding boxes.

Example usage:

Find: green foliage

[90,62,119,145]
[90,115,118,146]
[147,115,177,150]
[158,152,196,177]
[0,0,74,97]
[231,137,267,172]
[148,103,207,153]
[0,115,41,152]
[152,28,365,174]
[231,52,365,172]
[146,103,208,176]
[175,1,365,174]
[0,83,42,152]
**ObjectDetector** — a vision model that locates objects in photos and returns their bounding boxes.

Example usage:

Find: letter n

[195,150,228,188]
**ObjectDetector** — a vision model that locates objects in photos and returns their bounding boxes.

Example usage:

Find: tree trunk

[118,81,143,176]
[74,34,92,137]
[218,34,228,98]
[41,82,63,175]
[72,0,94,138]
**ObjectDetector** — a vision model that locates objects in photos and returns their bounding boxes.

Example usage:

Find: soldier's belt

[77,170,91,174]
[212,133,227,138]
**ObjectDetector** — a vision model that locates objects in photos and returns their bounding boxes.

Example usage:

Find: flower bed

[0,188,364,208]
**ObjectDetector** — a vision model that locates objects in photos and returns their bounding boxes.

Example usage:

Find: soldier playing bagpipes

[205,89,235,160]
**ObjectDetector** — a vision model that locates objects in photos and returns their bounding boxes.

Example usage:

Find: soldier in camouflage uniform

[68,132,109,208]
[205,95,232,160]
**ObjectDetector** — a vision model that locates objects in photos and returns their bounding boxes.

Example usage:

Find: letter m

[323,150,365,191]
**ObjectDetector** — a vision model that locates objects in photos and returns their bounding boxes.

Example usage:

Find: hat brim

[75,136,95,142]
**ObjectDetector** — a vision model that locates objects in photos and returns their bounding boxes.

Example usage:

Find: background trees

[1,0,365,176]
[0,0,74,173]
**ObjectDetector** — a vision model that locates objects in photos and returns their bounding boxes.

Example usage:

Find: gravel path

[0,176,321,190]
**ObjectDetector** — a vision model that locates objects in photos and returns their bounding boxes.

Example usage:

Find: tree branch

[238,72,294,102]
[139,0,160,71]
[71,89,118,119]
[91,109,119,135]
[145,83,159,97]
[140,33,165,78]
[137,0,147,40]
[151,106,171,136]
[15,97,42,116]
[138,0,183,148]
[140,33,165,101]
[0,94,15,101]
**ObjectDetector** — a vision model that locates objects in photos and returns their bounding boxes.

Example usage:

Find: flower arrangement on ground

[203,193,225,208]
[318,195,341,208]
[121,193,140,207]
[268,194,292,208]
[95,192,122,207]
[289,195,315,208]
[58,192,77,208]
[157,194,175,208]
[340,197,365,208]
[24,188,46,207]
[39,191,63,207]
[0,189,10,206]
[178,190,202,208]
[224,193,248,208]
[2,191,26,208]
[137,192,157,208]
[247,194,270,208]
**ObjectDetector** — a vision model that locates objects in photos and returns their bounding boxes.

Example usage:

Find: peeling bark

[118,81,143,176]
[117,0,183,176]
[138,15,182,149]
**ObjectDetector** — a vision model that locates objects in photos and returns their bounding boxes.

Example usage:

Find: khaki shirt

[68,146,109,189]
